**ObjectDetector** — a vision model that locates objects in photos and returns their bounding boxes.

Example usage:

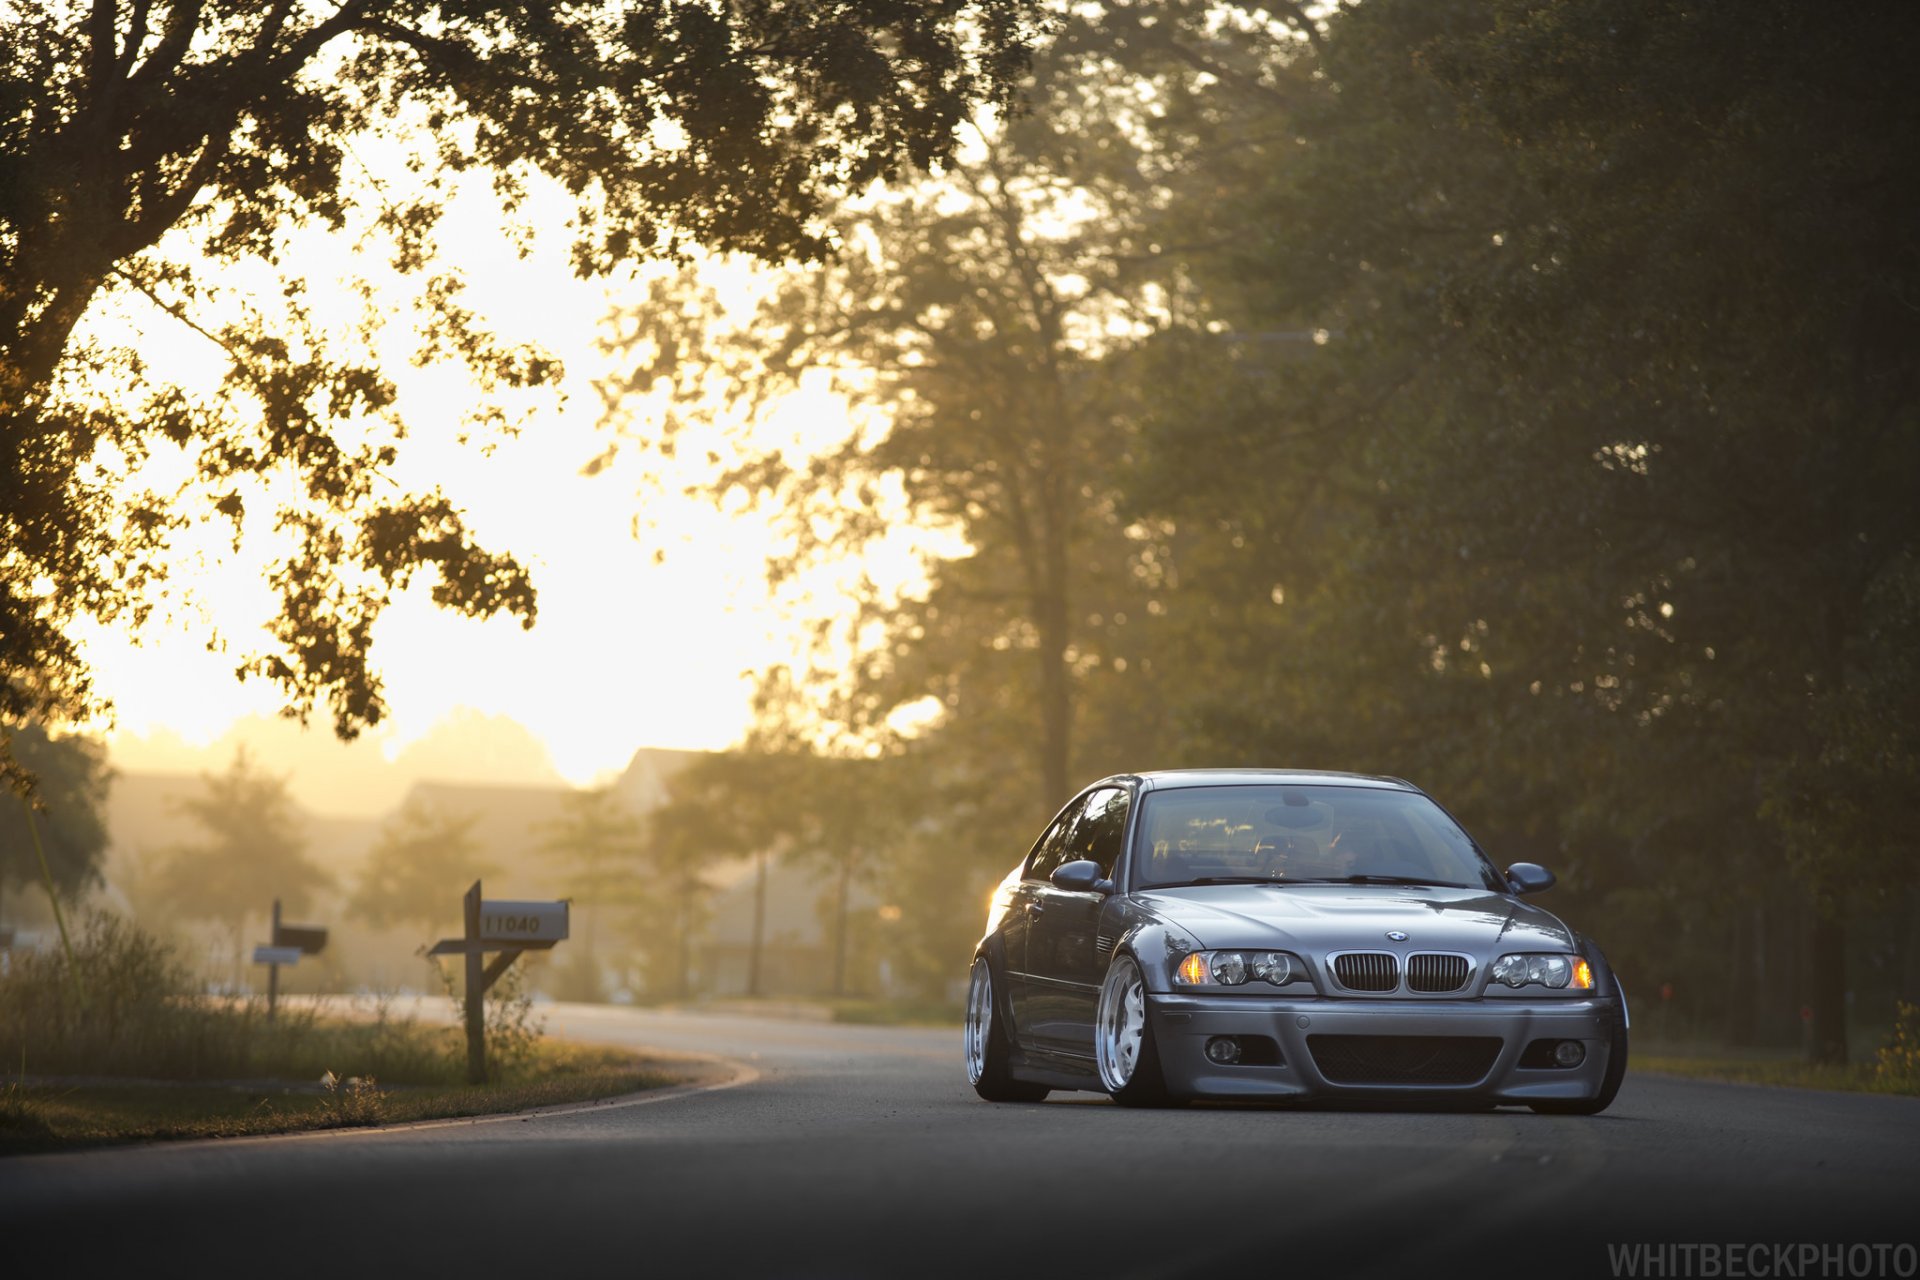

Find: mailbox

[273,923,328,954]
[478,900,569,944]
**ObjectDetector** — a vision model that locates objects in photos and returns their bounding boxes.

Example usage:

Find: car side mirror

[1505,862,1556,895]
[1051,859,1115,895]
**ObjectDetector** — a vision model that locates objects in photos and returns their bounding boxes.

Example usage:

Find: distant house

[96,744,885,1001]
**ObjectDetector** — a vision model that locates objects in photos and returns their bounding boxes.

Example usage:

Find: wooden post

[267,898,282,1022]
[464,879,486,1084]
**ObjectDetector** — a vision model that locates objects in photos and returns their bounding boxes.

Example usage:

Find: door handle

[1026,901,1047,917]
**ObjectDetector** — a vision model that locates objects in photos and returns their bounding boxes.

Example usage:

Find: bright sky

[70,137,914,808]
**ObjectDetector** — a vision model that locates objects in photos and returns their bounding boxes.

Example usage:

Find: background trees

[0,1,1041,790]
[349,800,493,937]
[604,0,1917,1052]
[0,724,109,926]
[1142,0,1920,1062]
[540,786,644,1001]
[150,749,328,984]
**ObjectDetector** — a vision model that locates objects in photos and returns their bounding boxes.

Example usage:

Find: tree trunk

[830,856,852,998]
[676,880,693,1000]
[1727,904,1756,1045]
[1808,907,1848,1065]
[747,850,768,997]
[1035,528,1073,807]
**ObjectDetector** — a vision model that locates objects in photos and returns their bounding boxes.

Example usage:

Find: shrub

[0,915,461,1084]
[1874,1000,1920,1091]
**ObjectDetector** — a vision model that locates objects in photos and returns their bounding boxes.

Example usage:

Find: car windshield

[1130,784,1503,891]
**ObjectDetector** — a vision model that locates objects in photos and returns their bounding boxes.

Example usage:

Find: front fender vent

[1331,951,1399,993]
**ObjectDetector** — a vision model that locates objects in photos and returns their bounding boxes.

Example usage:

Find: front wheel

[1095,953,1180,1107]
[965,957,1048,1102]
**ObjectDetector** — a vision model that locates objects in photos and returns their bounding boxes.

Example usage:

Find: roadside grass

[0,916,691,1153]
[0,1038,681,1155]
[1632,1055,1914,1095]
[1636,1003,1920,1097]
[827,997,963,1027]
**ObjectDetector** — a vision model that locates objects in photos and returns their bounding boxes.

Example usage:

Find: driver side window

[1068,787,1131,878]
[1025,795,1091,883]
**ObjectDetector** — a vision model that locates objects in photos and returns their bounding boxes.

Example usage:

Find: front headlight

[1490,953,1593,990]
[1172,950,1308,988]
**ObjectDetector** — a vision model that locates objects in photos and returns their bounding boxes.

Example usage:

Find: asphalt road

[6,1004,1918,1280]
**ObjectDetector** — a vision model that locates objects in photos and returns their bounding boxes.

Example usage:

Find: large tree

[0,722,110,924]
[0,0,1041,790]
[599,10,1206,812]
[1131,0,1920,1061]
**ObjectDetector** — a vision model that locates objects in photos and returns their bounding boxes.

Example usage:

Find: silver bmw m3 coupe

[964,769,1628,1112]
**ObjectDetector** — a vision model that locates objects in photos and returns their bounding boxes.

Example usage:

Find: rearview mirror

[1504,862,1557,895]
[1051,859,1115,895]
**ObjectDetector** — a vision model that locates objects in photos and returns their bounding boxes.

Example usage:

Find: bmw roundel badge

[1385,930,1409,941]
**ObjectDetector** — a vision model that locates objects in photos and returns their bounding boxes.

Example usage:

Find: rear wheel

[1529,993,1629,1116]
[1095,953,1180,1107]
[965,957,1048,1102]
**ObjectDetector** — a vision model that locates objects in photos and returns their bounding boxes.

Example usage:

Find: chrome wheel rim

[1097,957,1147,1090]
[964,959,992,1084]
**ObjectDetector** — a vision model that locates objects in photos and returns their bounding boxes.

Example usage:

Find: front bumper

[1149,991,1618,1102]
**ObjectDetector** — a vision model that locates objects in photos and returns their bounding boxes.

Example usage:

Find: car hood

[1132,883,1575,956]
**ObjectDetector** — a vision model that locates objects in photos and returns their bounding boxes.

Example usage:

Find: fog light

[1553,1040,1586,1067]
[1205,1037,1242,1065]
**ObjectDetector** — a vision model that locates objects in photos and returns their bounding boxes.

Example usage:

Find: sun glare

[69,131,933,803]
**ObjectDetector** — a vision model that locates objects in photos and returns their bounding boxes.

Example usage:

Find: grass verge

[1634,1054,1919,1097]
[0,1037,686,1155]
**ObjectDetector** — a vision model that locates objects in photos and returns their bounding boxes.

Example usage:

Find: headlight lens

[1491,953,1591,990]
[1172,950,1305,988]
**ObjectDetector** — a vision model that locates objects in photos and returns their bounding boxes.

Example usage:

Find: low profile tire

[1529,993,1629,1116]
[965,957,1049,1103]
[1096,953,1182,1108]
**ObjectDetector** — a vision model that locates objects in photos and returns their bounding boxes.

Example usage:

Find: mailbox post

[428,879,567,1084]
[254,898,328,1020]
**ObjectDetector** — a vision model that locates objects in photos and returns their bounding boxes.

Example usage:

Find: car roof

[1119,768,1420,793]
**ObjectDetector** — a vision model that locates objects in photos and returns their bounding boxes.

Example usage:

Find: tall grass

[0,915,461,1084]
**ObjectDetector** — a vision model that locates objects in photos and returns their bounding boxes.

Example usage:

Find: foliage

[638,749,793,999]
[433,951,543,1082]
[0,913,445,1081]
[0,1,1043,791]
[349,798,493,935]
[149,749,329,970]
[0,722,109,902]
[599,14,1208,812]
[1876,1001,1920,1092]
[601,0,1917,1044]
[1114,0,1919,1060]
[539,785,646,1001]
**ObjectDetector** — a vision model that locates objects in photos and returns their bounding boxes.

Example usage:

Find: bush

[1875,1000,1920,1091]
[0,915,462,1084]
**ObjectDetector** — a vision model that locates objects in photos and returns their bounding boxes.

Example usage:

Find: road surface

[6,1004,1917,1279]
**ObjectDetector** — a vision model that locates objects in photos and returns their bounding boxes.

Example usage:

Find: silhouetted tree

[0,723,109,925]
[0,1,1041,791]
